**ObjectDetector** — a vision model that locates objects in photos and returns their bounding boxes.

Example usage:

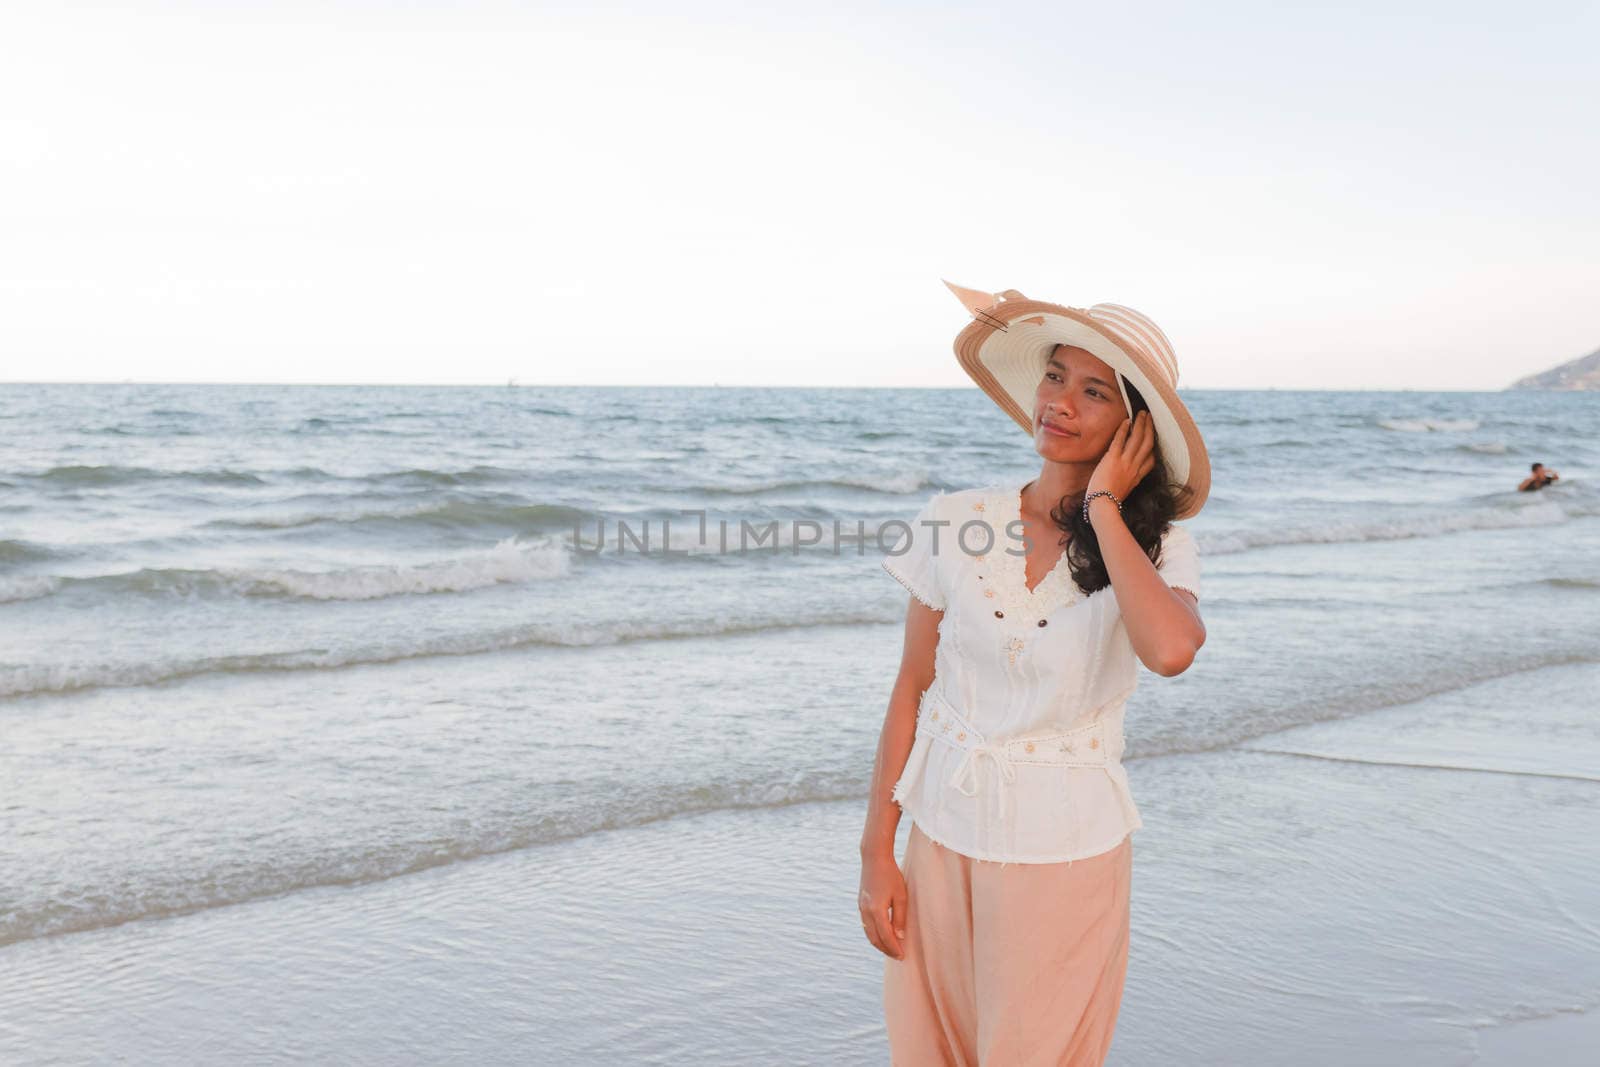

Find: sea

[2,382,1597,1065]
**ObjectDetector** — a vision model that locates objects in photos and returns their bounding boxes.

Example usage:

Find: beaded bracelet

[1082,490,1122,525]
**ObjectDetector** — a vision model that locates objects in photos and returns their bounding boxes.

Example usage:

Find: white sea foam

[847,470,930,494]
[0,575,61,604]
[0,607,898,700]
[699,471,934,496]
[1200,499,1579,555]
[4,539,575,604]
[10,653,1597,950]
[228,537,571,600]
[1377,417,1481,432]
[205,497,479,531]
[0,769,873,946]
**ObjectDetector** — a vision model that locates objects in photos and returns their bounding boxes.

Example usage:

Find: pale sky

[3,0,1597,389]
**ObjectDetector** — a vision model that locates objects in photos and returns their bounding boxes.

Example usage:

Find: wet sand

[3,663,1598,1065]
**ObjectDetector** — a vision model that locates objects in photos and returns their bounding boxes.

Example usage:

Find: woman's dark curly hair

[1048,375,1194,596]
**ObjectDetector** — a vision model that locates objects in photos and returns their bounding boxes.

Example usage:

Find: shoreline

[4,662,1598,1064]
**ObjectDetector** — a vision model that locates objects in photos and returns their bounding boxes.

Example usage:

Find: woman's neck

[1022,464,1095,522]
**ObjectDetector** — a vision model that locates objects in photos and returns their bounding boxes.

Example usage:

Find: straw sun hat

[942,279,1211,520]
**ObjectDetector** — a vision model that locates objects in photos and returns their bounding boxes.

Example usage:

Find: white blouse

[880,478,1202,865]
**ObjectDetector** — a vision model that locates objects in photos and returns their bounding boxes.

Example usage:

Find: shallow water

[2,663,1596,1064]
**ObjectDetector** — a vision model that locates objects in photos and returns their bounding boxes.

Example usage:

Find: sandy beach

[5,660,1596,1065]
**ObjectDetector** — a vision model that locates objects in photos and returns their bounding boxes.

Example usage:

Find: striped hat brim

[951,297,1211,519]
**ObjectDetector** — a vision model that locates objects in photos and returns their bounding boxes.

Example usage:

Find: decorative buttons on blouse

[963,483,1097,675]
[879,483,1159,866]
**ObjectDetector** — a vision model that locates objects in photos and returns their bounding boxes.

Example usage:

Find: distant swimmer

[1518,462,1560,492]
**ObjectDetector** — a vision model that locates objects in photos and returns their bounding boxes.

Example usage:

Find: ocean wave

[336,465,528,488]
[697,472,934,496]
[202,490,920,538]
[1538,577,1600,591]
[1128,651,1600,774]
[0,769,872,947]
[0,575,62,603]
[1456,441,1509,454]
[1240,748,1600,784]
[1376,417,1481,433]
[25,463,532,490]
[28,538,572,603]
[1200,497,1591,555]
[203,498,592,532]
[17,465,268,488]
[0,539,58,565]
[0,607,895,701]
[256,464,530,489]
[8,651,1598,948]
[1205,413,1334,427]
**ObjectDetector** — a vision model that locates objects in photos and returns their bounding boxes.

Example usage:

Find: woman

[859,283,1211,1066]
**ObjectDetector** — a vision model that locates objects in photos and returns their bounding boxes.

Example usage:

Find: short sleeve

[880,491,949,611]
[1157,523,1201,599]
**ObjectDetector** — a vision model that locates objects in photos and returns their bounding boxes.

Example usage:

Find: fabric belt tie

[950,742,1020,820]
[915,686,1134,823]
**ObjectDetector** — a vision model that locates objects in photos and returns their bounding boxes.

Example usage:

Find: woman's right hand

[858,847,909,960]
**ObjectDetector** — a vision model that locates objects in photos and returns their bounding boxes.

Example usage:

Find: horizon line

[0,380,1561,393]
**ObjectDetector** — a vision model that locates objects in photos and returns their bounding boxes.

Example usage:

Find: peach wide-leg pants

[882,824,1133,1066]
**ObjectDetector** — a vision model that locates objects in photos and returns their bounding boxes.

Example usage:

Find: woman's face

[1032,344,1129,463]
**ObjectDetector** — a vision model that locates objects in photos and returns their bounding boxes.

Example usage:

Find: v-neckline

[1013,480,1069,597]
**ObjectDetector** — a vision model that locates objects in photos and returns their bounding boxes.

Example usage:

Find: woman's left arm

[1086,410,1207,676]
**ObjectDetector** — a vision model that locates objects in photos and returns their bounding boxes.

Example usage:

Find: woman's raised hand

[1088,409,1157,503]
[858,849,909,960]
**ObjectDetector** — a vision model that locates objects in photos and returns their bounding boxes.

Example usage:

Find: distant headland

[1507,347,1600,390]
